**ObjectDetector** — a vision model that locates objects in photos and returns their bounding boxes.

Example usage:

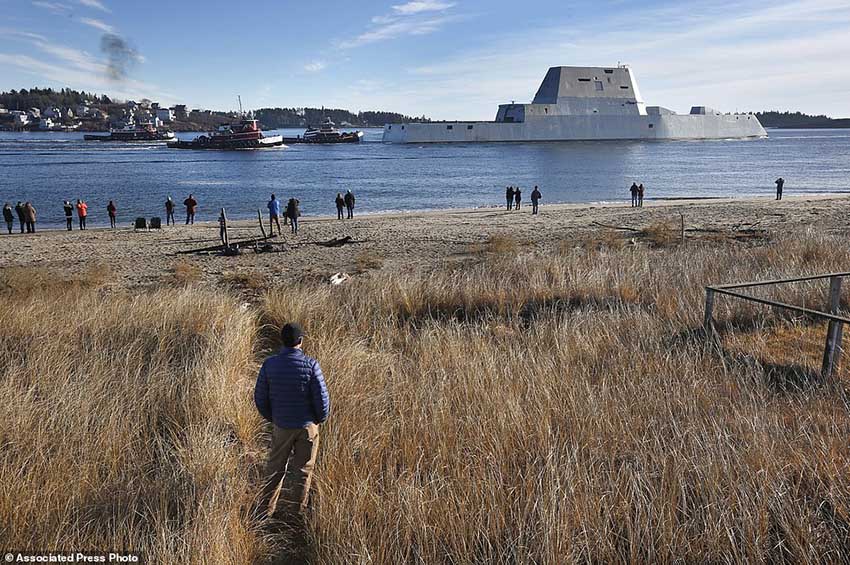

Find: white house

[156,108,174,123]
[39,117,55,130]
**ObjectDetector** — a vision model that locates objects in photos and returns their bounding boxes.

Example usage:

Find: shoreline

[8,193,848,234]
[3,193,848,291]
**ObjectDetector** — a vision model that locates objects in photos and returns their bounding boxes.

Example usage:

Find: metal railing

[704,272,850,378]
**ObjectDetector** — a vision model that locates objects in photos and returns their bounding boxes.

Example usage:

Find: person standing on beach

[63,201,74,231]
[286,198,301,234]
[165,196,175,226]
[775,177,784,200]
[531,186,542,215]
[514,187,522,210]
[184,194,197,225]
[3,203,14,234]
[344,190,355,219]
[637,184,645,207]
[218,209,227,245]
[254,322,330,519]
[630,182,639,207]
[76,199,88,230]
[505,186,514,211]
[335,193,345,220]
[267,194,282,236]
[23,202,36,233]
[15,201,25,233]
[107,200,117,229]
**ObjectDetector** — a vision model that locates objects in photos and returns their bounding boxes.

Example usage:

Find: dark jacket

[3,206,13,223]
[344,192,355,207]
[254,348,330,429]
[286,199,301,219]
[531,189,541,202]
[15,203,24,220]
[184,197,197,212]
[63,204,73,217]
[506,187,514,200]
[107,203,117,216]
[165,199,175,212]
[514,189,522,202]
[335,195,345,209]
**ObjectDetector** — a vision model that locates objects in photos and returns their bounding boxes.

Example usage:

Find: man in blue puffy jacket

[267,193,282,236]
[255,322,330,518]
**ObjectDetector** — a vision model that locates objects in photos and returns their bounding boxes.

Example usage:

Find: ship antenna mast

[238,95,243,117]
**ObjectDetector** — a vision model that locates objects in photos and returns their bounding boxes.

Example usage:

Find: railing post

[821,275,844,378]
[704,288,716,339]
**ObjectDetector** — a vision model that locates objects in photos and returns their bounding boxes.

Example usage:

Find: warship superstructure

[383,65,766,143]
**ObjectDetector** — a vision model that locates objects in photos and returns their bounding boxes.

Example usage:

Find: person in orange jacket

[76,199,88,230]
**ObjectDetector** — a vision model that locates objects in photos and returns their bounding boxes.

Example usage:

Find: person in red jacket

[183,194,197,225]
[76,199,88,230]
[107,200,117,229]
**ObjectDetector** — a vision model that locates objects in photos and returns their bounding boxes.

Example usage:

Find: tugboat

[300,118,363,143]
[167,118,284,150]
[84,121,175,142]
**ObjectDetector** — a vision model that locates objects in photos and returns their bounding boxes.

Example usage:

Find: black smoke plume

[100,33,140,81]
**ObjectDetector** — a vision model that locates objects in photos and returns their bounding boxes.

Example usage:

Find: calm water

[1,128,849,228]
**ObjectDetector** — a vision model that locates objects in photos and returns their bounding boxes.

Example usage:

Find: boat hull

[284,132,363,144]
[384,114,767,143]
[84,132,175,142]
[167,135,285,150]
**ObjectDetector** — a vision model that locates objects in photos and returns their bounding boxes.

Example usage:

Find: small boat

[300,118,363,143]
[168,118,284,150]
[84,122,175,142]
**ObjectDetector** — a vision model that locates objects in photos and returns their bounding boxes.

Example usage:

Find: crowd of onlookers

[504,186,543,214]
[2,190,360,236]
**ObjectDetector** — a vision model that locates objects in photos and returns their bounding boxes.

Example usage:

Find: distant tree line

[0,87,111,111]
[253,107,430,129]
[754,111,850,128]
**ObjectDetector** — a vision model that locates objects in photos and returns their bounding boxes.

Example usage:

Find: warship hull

[383,65,766,143]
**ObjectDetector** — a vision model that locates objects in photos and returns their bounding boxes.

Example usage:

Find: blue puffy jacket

[267,198,281,217]
[254,348,330,429]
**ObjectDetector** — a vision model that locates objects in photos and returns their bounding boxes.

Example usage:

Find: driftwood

[315,236,355,247]
[178,235,274,254]
[257,209,267,239]
[591,221,640,232]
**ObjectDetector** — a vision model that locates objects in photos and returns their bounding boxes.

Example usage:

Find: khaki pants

[260,423,320,517]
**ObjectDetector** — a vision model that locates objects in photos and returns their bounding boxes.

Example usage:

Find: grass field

[2,230,848,563]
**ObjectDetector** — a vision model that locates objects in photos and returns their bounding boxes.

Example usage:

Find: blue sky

[1,0,849,119]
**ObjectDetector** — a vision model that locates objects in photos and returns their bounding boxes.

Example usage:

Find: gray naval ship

[383,65,766,143]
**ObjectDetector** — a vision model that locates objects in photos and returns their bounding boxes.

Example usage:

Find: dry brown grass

[222,269,268,291]
[641,220,679,247]
[3,230,850,563]
[262,230,850,563]
[355,249,385,272]
[169,258,203,286]
[472,233,520,255]
[0,263,112,296]
[0,277,266,563]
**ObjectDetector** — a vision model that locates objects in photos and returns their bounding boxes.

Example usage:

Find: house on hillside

[39,117,55,130]
[43,107,61,119]
[172,105,188,120]
[156,108,174,123]
[76,104,90,116]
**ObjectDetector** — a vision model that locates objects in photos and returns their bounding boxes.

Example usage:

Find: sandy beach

[2,194,847,290]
